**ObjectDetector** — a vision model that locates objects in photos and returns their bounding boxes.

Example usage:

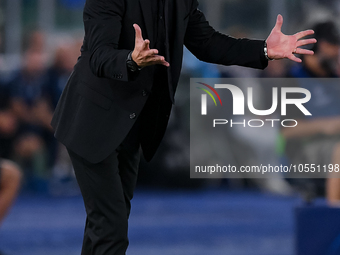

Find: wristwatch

[126,51,142,72]
[264,41,274,61]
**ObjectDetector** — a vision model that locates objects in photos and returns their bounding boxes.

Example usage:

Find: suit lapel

[139,0,154,44]
[139,0,181,102]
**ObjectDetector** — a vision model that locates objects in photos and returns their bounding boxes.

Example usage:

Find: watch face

[126,52,141,72]
[127,60,138,72]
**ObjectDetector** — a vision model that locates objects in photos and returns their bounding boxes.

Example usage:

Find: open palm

[266,15,317,62]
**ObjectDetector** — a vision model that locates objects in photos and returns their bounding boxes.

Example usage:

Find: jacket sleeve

[184,0,268,70]
[82,0,133,81]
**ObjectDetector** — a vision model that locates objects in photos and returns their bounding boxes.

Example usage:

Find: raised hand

[266,14,317,62]
[131,24,170,68]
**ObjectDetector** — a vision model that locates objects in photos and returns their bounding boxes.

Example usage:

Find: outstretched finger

[133,24,144,42]
[287,54,302,63]
[296,38,317,47]
[160,61,170,67]
[145,49,158,57]
[148,55,170,66]
[142,39,150,50]
[274,14,283,31]
[148,55,165,62]
[294,29,314,40]
[295,48,314,55]
[152,60,170,67]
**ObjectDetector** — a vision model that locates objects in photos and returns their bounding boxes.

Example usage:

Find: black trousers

[67,122,141,255]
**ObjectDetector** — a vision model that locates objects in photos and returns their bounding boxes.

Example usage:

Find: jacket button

[130,113,136,119]
[142,90,147,96]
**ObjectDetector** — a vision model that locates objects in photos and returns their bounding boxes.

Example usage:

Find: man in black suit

[51,0,316,254]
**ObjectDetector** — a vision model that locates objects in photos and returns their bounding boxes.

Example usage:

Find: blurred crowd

[0,31,81,194]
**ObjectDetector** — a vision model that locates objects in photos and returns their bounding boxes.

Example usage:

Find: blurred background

[0,0,340,255]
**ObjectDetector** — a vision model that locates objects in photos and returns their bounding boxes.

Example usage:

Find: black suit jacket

[51,0,268,163]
